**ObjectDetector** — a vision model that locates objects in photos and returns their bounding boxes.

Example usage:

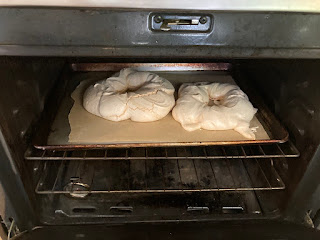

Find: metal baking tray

[32,63,289,150]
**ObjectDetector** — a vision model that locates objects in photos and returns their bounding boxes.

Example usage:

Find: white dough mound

[172,82,258,139]
[83,68,175,122]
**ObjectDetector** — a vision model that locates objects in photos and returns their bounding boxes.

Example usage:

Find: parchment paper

[67,72,270,144]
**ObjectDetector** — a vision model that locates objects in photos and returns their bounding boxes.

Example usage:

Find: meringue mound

[172,82,258,139]
[83,68,175,122]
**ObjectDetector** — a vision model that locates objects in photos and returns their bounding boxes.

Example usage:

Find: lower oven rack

[26,140,299,161]
[34,157,285,196]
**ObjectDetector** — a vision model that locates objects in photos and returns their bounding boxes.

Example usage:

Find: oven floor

[37,190,284,224]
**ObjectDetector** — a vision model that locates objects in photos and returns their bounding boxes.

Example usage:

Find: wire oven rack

[35,157,285,196]
[26,141,299,161]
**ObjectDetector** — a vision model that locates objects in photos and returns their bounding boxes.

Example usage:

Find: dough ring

[83,68,175,122]
[172,82,258,139]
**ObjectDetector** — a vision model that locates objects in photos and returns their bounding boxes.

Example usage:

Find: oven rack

[35,157,285,196]
[27,141,299,161]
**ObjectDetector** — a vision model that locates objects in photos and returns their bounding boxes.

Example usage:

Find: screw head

[154,15,163,23]
[199,16,207,24]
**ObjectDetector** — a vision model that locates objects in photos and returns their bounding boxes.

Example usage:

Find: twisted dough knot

[172,82,257,139]
[83,68,175,122]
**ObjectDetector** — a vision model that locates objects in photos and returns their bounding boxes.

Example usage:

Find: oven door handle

[151,14,211,32]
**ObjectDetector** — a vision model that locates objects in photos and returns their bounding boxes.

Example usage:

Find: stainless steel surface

[26,141,299,161]
[1,0,319,13]
[34,157,285,195]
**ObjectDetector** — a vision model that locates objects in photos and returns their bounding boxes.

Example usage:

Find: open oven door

[12,221,320,240]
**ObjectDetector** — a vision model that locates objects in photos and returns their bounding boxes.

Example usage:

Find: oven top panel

[0,8,320,58]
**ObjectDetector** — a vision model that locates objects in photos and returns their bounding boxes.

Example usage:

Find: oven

[1,6,320,240]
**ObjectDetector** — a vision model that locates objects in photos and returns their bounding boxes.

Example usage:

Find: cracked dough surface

[83,68,175,122]
[172,82,258,139]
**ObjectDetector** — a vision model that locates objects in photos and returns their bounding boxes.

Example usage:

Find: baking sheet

[60,72,270,146]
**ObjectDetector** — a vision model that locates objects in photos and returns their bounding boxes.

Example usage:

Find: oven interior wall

[236,60,320,224]
[0,57,66,229]
[1,57,320,227]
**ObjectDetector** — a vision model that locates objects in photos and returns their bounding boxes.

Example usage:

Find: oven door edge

[12,220,320,240]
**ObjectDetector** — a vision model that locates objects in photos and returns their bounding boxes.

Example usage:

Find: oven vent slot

[34,158,285,195]
[25,141,299,161]
[110,206,133,213]
[72,207,96,214]
[187,206,210,213]
[222,206,245,214]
